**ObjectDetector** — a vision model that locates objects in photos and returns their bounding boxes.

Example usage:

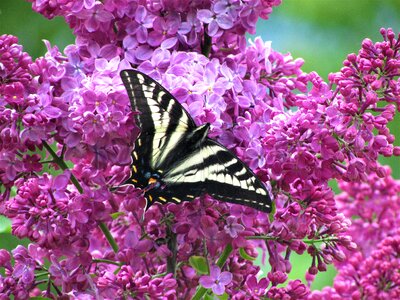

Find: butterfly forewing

[120,70,196,130]
[120,70,196,170]
[120,70,272,212]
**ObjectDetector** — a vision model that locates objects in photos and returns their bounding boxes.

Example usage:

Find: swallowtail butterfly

[120,70,272,212]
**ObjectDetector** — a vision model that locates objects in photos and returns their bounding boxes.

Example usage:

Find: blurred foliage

[257,0,400,78]
[0,0,74,58]
[0,233,29,250]
[0,216,11,233]
[1,0,400,292]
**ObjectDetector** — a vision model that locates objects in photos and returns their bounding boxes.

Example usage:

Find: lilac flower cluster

[309,233,400,300]
[1,0,400,298]
[30,0,281,60]
[309,169,400,299]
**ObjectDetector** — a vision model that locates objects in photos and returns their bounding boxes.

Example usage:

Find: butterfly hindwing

[161,139,271,211]
[201,140,270,211]
[120,70,272,212]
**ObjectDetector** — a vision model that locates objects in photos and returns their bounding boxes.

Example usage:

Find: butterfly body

[120,70,272,212]
[133,123,211,202]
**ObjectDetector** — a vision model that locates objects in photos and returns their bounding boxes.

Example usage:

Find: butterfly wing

[120,70,197,172]
[162,139,272,212]
[202,140,271,212]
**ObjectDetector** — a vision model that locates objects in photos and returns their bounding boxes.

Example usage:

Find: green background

[1,0,400,292]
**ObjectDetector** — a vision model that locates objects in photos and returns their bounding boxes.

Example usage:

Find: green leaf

[0,216,11,234]
[268,201,276,223]
[202,292,228,300]
[29,297,52,300]
[110,212,124,219]
[217,292,229,300]
[189,256,209,275]
[239,247,256,261]
[204,293,214,300]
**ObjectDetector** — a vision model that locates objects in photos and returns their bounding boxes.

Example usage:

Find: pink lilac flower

[197,8,235,37]
[138,48,171,79]
[199,266,233,295]
[178,11,202,47]
[122,35,153,65]
[125,5,155,43]
[147,15,180,48]
[224,216,245,238]
[75,3,114,32]
[245,274,269,297]
[0,152,23,181]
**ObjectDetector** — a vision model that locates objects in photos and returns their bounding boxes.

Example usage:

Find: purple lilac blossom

[0,1,399,299]
[199,265,233,295]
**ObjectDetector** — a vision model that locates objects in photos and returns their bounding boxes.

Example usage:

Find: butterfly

[120,70,272,212]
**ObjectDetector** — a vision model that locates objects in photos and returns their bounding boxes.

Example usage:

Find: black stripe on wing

[160,139,272,212]
[201,140,272,212]
[120,70,197,133]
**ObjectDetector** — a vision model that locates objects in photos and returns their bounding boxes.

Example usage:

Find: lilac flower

[0,34,32,93]
[22,154,43,172]
[310,233,400,299]
[224,216,245,238]
[122,35,153,65]
[12,246,36,285]
[138,48,171,80]
[0,249,11,269]
[199,266,233,295]
[240,0,263,33]
[197,9,234,37]
[20,114,51,142]
[76,4,114,32]
[81,112,105,145]
[123,230,153,256]
[246,142,266,170]
[94,56,121,75]
[126,6,155,43]
[147,15,180,48]
[245,275,269,297]
[214,0,241,18]
[82,90,108,114]
[178,11,202,47]
[3,82,25,105]
[0,152,23,181]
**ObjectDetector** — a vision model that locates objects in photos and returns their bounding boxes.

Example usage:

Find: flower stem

[99,222,119,252]
[246,235,339,245]
[192,243,233,300]
[245,235,278,241]
[216,243,233,268]
[303,237,338,244]
[166,224,177,276]
[42,140,119,253]
[93,258,121,266]
[201,27,212,58]
[42,141,82,193]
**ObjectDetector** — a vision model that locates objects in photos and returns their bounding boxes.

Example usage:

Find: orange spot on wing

[148,177,157,185]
